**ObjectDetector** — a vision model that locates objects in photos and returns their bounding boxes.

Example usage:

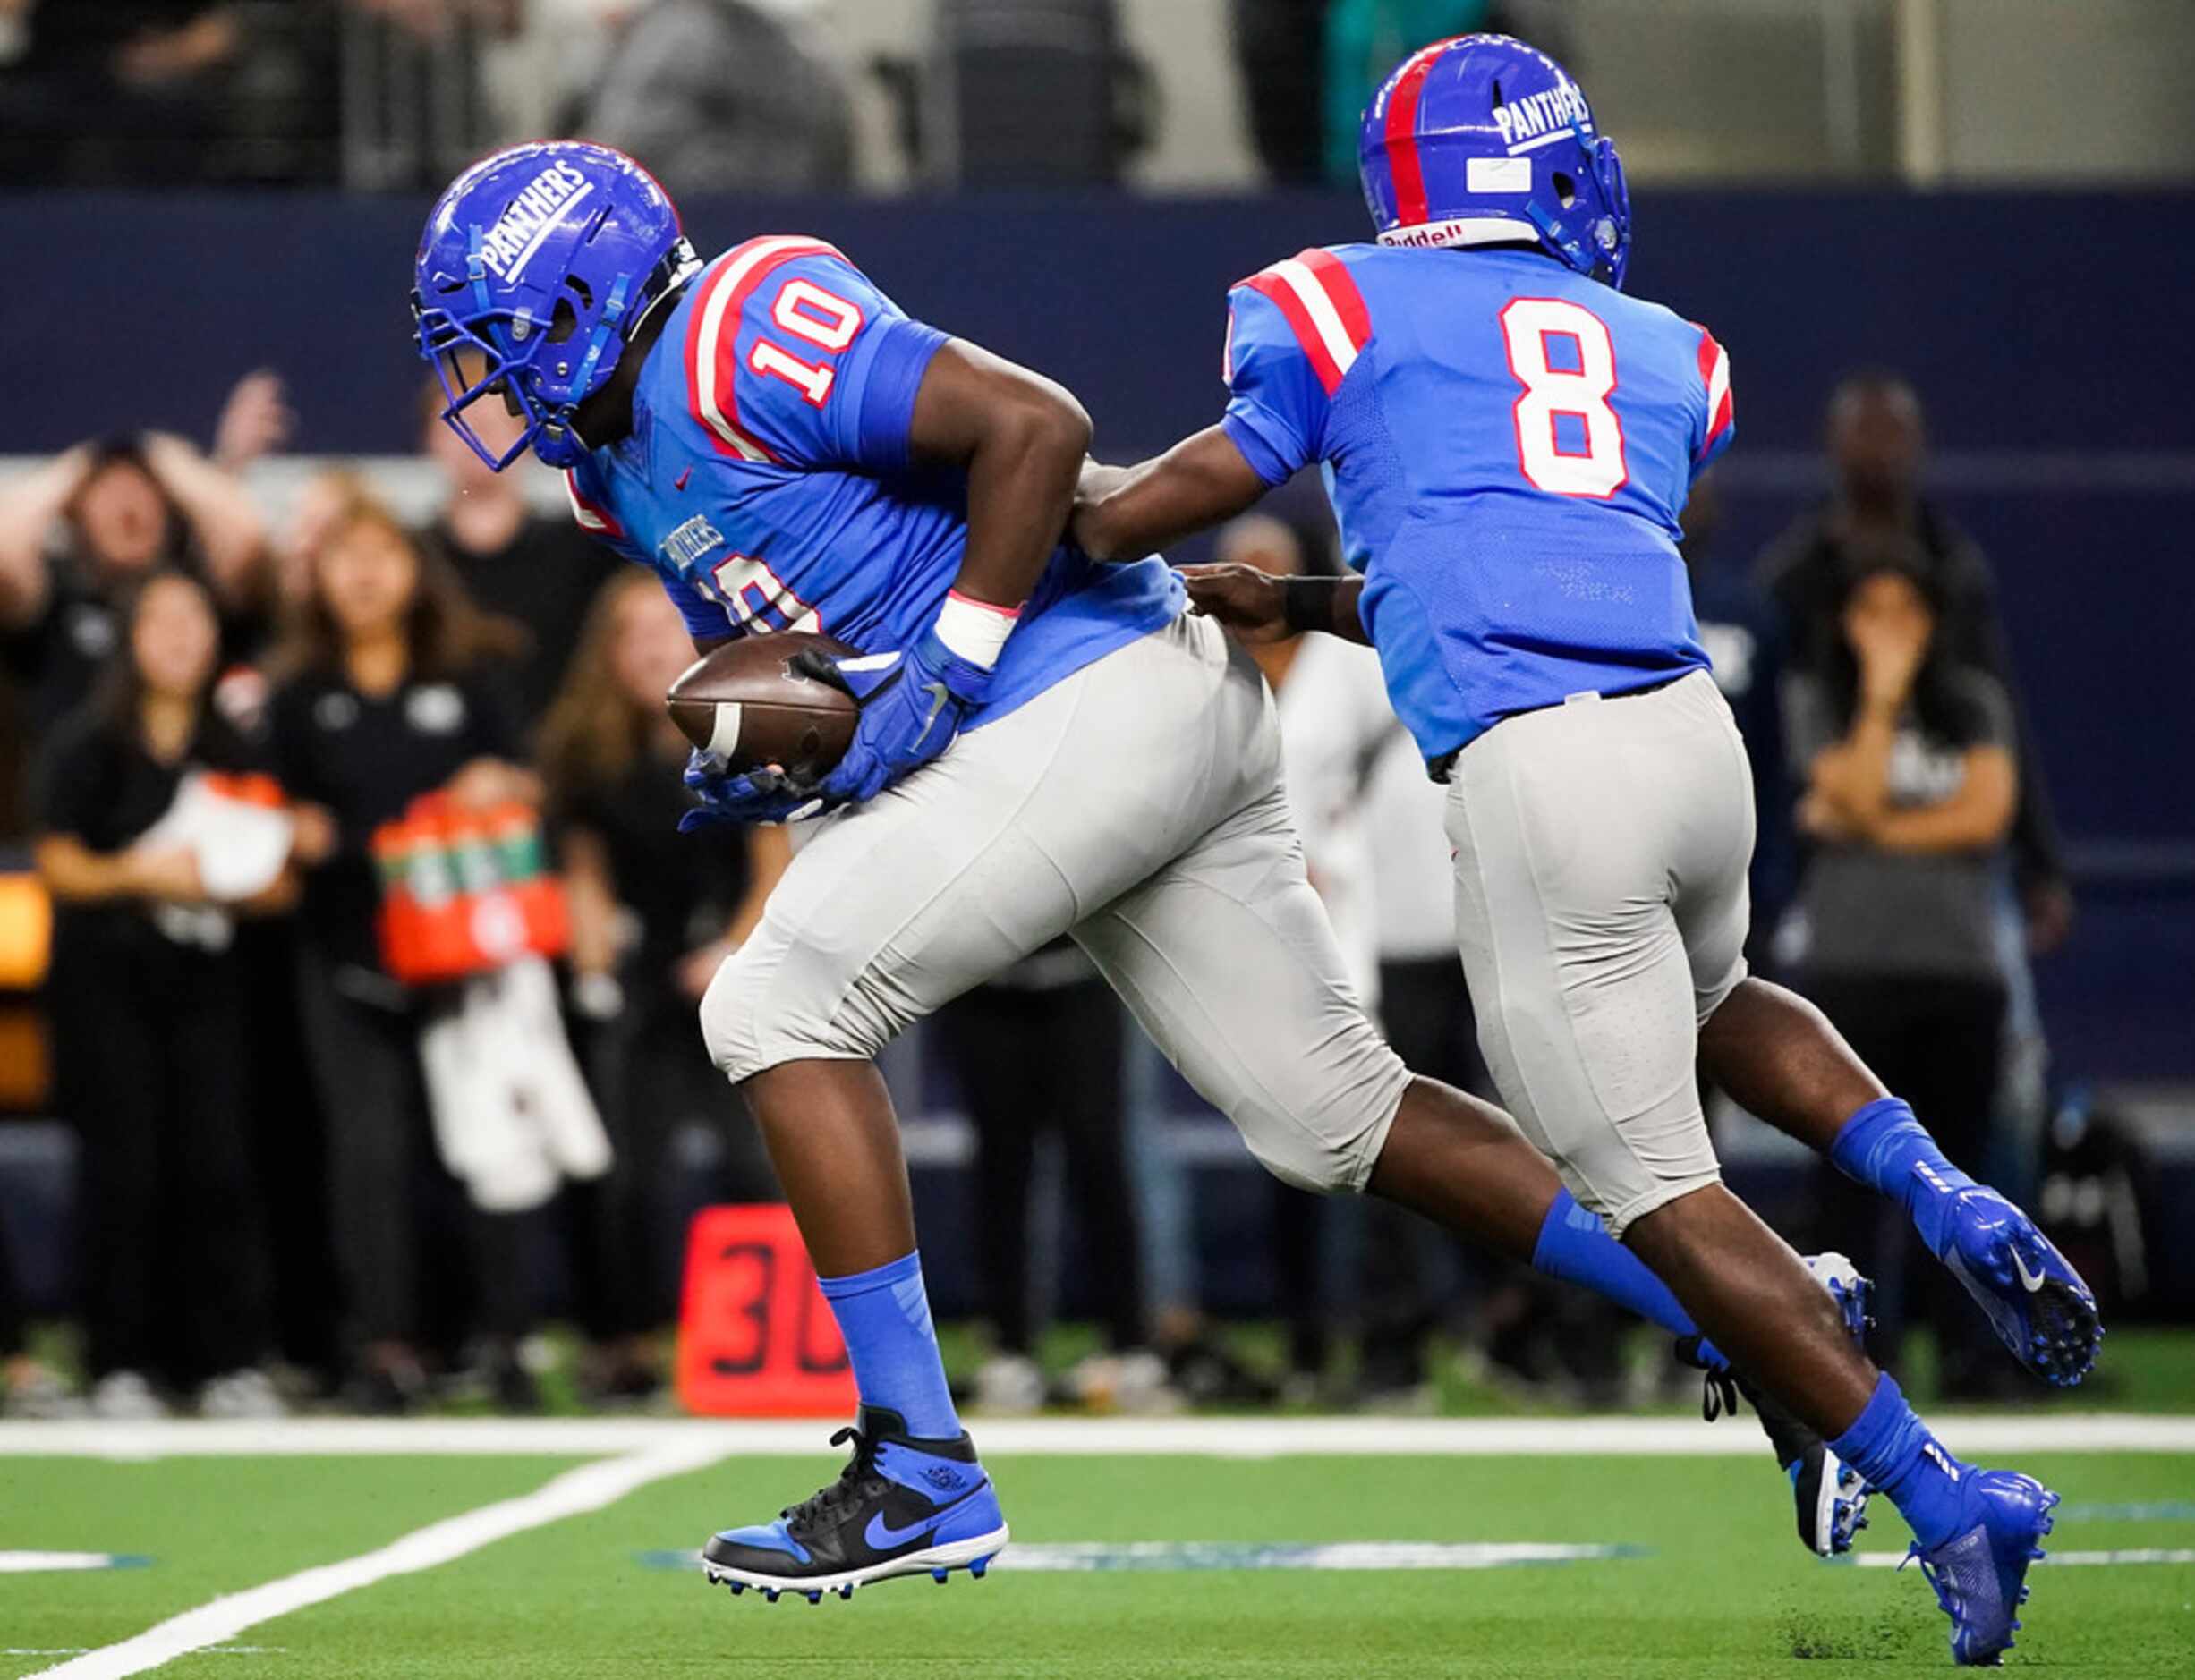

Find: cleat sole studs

[932,1568,949,1583]
[763,1589,779,1604]
[838,1583,855,1599]
[806,1591,821,1605]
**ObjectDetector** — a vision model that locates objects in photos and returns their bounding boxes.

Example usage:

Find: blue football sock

[1531,1189,1703,1345]
[1830,1098,1977,1257]
[816,1250,960,1440]
[1830,1372,1970,1549]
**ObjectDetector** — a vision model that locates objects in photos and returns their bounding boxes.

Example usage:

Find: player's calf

[1680,1253,1875,1557]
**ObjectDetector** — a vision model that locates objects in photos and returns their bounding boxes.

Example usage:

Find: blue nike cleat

[1909,1469,2059,1667]
[1678,1252,1876,1558]
[1931,1183,2102,1387]
[701,1406,1008,1600]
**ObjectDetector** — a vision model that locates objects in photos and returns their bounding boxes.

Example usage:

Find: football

[665,632,860,777]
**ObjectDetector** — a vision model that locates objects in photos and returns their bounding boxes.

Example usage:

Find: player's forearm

[909,340,1091,614]
[1276,574,1371,645]
[1073,426,1268,561]
[954,396,1089,610]
[1326,576,1370,644]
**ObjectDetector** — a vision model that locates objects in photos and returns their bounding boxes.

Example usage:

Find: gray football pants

[1445,670,1754,1235]
[700,609,1412,1193]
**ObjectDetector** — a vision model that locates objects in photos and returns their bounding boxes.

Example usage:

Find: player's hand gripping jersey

[1221,242,1733,760]
[564,236,1179,725]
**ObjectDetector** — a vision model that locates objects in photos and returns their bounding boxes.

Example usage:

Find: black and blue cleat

[1909,1469,2059,1667]
[1930,1184,2102,1387]
[702,1405,1008,1602]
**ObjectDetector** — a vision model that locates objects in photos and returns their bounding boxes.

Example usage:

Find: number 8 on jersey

[1501,297,1627,499]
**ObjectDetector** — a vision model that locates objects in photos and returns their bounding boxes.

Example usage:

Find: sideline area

[6,1413,2194,1460]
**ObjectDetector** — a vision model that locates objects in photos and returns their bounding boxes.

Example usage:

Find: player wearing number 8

[1076,33,2087,1666]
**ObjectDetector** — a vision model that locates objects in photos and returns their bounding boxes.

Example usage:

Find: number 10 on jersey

[1500,298,1628,499]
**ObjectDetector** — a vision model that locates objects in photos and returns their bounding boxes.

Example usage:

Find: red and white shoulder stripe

[563,471,623,538]
[1238,249,1373,397]
[685,234,849,462]
[1693,324,1733,459]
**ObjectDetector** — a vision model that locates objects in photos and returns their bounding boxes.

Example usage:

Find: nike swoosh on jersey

[864,1484,985,1552]
[2012,1247,2048,1294]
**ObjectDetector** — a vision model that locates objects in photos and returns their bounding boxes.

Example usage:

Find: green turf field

[4,1427,2193,1677]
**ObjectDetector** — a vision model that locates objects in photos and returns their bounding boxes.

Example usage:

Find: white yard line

[20,1437,730,1680]
[3,1413,2193,1461]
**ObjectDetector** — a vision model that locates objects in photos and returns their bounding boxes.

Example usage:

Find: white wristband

[934,590,1021,670]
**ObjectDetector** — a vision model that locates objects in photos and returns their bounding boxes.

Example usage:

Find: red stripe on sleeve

[1694,325,1733,456]
[1242,274,1345,396]
[1296,248,1373,352]
[683,237,846,462]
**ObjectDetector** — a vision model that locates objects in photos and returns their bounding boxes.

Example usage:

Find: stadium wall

[7,187,2191,1076]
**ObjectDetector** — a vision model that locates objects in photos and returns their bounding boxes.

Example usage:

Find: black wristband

[1280,575,1340,636]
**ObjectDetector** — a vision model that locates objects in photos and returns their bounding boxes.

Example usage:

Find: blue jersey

[565,235,1180,726]
[1221,243,1732,759]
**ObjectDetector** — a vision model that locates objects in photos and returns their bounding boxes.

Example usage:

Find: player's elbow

[1072,475,1135,561]
[993,378,1092,476]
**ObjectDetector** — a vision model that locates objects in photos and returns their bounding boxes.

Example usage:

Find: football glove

[803,608,1007,805]
[676,749,826,831]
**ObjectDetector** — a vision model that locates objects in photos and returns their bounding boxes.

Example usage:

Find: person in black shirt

[1682,471,1794,962]
[413,381,619,735]
[538,572,787,1398]
[31,568,285,1418]
[1755,370,2072,955]
[266,487,544,1413]
[0,426,269,757]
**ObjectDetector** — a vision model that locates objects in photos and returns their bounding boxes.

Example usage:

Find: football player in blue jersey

[414,139,1882,1611]
[1073,34,2094,1666]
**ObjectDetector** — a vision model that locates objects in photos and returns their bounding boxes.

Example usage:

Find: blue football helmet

[1358,34,1630,290]
[413,141,702,471]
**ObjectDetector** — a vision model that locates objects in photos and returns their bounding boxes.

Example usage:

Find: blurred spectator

[1682,471,1794,961]
[538,571,786,1401]
[0,1,242,183]
[31,569,287,1419]
[1784,544,2020,1396]
[0,417,268,750]
[416,383,618,734]
[1354,723,1476,1404]
[576,0,854,196]
[1318,3,1573,184]
[1231,0,1327,184]
[2,1188,76,1416]
[937,945,1160,1415]
[1217,513,1392,1398]
[266,485,542,1412]
[1756,370,2072,955]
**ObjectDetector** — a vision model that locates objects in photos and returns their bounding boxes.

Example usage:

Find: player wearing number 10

[1076,34,2097,1667]
[413,136,1883,1613]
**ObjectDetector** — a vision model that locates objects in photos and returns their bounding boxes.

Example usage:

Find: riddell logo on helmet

[1492,81,1591,151]
[1379,221,1496,250]
[479,161,592,280]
